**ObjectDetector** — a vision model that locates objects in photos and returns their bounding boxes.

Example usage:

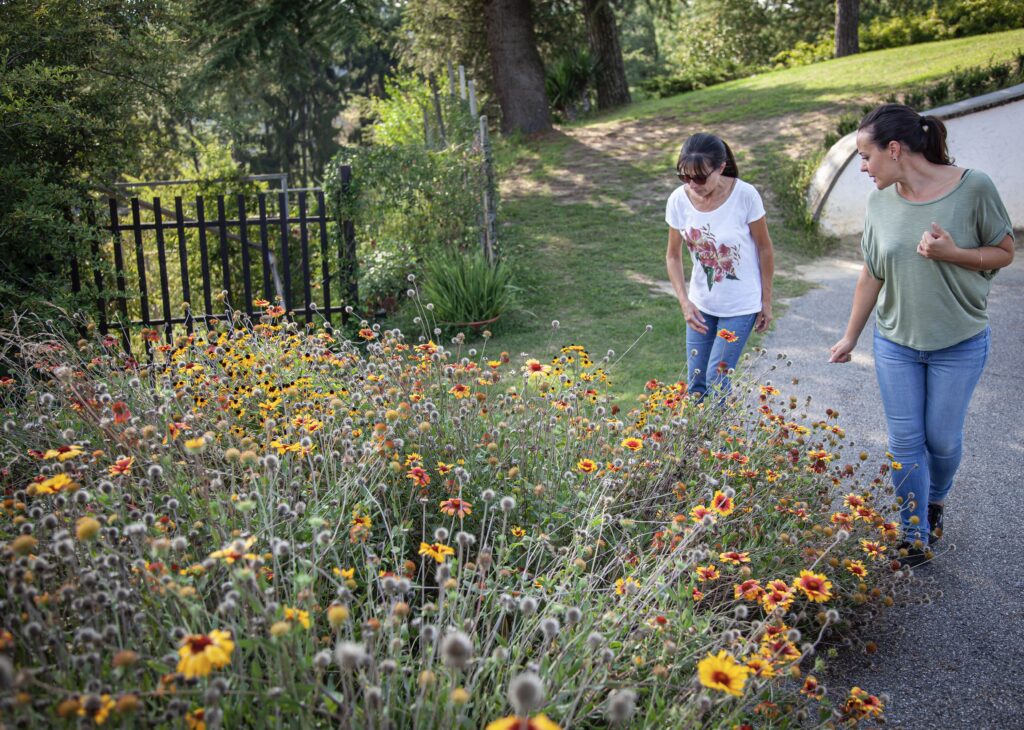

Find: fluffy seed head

[507,671,544,715]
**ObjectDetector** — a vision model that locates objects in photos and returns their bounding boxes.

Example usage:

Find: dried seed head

[566,607,583,625]
[606,688,638,725]
[333,641,367,672]
[519,596,538,615]
[499,496,516,513]
[440,630,474,670]
[507,671,544,715]
[540,617,560,639]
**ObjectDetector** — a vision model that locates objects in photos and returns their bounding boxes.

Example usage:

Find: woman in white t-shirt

[665,133,775,398]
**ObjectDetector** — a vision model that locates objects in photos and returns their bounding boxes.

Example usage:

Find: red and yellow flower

[176,629,234,678]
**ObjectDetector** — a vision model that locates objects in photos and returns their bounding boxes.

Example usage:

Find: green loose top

[861,169,1013,351]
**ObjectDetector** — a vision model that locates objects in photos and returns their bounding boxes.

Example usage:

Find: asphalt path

[761,250,1024,728]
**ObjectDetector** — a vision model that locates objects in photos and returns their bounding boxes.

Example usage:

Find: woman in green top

[829,103,1015,567]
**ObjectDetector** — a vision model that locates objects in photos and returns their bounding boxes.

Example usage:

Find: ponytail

[859,103,953,165]
[676,132,741,179]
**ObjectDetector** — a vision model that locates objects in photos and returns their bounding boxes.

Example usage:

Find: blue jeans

[686,311,757,398]
[873,327,990,544]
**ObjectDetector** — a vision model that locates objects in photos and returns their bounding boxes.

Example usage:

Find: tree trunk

[834,0,860,58]
[482,0,552,135]
[582,0,631,110]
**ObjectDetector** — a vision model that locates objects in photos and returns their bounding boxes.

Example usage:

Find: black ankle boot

[927,503,944,545]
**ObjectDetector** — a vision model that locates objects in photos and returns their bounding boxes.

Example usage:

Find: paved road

[761,251,1024,728]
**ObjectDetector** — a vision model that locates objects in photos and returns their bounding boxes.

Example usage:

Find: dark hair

[676,133,739,179]
[858,103,953,165]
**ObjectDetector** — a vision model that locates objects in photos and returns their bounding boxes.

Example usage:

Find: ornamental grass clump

[0,306,901,728]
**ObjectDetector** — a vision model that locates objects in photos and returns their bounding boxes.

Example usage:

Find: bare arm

[748,216,775,332]
[918,225,1015,271]
[666,228,707,334]
[829,264,884,363]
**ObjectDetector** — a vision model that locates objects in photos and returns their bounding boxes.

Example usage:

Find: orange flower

[620,437,643,452]
[111,400,131,424]
[846,560,868,578]
[719,550,750,565]
[717,329,739,343]
[510,526,526,538]
[695,565,720,581]
[711,491,735,516]
[449,383,471,399]
[406,467,431,487]
[108,456,135,476]
[734,579,764,601]
[793,570,833,603]
[690,504,717,523]
[439,498,472,518]
[576,458,598,473]
[801,675,819,697]
[860,539,886,560]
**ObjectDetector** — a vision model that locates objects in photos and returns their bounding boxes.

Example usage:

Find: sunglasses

[677,171,710,185]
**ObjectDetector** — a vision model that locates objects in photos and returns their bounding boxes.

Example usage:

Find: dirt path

[502,107,841,216]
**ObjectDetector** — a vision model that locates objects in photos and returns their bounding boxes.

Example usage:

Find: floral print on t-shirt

[684,224,740,290]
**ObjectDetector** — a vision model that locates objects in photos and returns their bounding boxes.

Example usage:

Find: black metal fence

[72,167,357,351]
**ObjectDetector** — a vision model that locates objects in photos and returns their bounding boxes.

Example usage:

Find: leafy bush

[0,313,901,728]
[771,36,835,69]
[861,0,1024,51]
[420,251,517,326]
[638,64,746,99]
[545,50,595,121]
[860,9,950,51]
[324,143,491,309]
[366,73,478,149]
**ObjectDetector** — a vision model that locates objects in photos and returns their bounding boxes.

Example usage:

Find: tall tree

[188,0,392,184]
[834,0,860,57]
[582,0,631,109]
[482,0,552,134]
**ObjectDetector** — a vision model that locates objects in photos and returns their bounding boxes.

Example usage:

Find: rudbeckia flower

[177,629,235,679]
[698,650,750,696]
[419,542,455,563]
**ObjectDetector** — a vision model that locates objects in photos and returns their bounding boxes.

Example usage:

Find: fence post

[447,60,456,96]
[339,165,358,318]
[429,74,447,149]
[459,65,467,99]
[468,79,478,118]
[479,115,498,264]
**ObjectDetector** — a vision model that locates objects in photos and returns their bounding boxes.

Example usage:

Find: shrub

[420,251,518,327]
[771,36,834,69]
[545,49,595,121]
[0,313,901,728]
[324,143,490,309]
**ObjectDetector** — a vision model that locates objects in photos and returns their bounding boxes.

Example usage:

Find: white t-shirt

[665,178,766,317]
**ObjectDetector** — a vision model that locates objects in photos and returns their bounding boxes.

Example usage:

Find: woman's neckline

[894,168,971,206]
[685,177,738,213]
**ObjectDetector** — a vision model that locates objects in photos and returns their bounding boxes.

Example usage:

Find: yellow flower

[576,458,598,473]
[620,437,643,452]
[615,576,640,595]
[77,694,116,725]
[76,516,101,541]
[284,607,311,630]
[30,473,75,495]
[327,604,350,628]
[486,715,561,730]
[698,650,750,697]
[419,542,455,563]
[183,437,206,453]
[176,629,234,679]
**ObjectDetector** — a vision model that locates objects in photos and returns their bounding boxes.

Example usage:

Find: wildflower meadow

[0,288,907,729]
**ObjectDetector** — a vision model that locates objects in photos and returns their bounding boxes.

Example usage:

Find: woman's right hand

[829,336,856,363]
[682,299,707,334]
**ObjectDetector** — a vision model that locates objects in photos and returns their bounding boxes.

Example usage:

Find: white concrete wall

[808,84,1024,238]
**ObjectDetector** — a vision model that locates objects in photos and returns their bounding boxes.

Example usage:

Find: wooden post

[459,65,467,100]
[479,116,498,263]
[447,60,456,96]
[429,74,447,148]
[468,79,478,118]
[423,106,433,149]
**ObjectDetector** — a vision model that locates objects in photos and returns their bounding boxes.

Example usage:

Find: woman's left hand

[755,304,773,333]
[917,222,956,261]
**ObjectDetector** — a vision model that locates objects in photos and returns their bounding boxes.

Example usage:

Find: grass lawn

[427,31,1024,403]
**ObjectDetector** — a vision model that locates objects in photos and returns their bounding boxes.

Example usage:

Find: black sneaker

[896,541,929,568]
[927,503,944,545]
